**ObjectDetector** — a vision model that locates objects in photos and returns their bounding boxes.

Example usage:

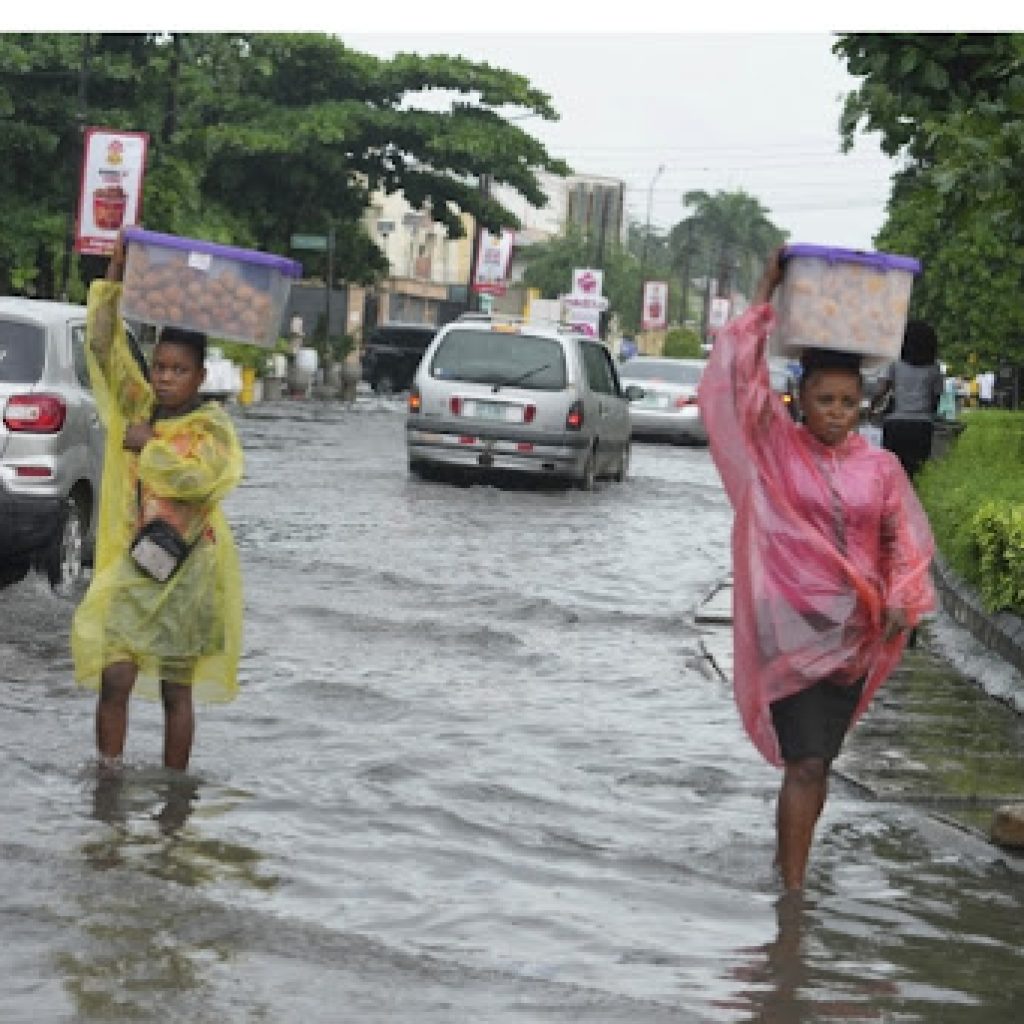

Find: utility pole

[467,173,491,313]
[61,32,91,300]
[638,164,664,331]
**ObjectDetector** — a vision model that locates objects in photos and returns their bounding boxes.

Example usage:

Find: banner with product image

[74,127,149,256]
[472,229,514,296]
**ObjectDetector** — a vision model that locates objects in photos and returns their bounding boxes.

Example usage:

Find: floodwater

[2,397,1024,1022]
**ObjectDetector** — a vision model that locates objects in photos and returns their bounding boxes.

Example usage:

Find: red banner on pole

[74,127,149,256]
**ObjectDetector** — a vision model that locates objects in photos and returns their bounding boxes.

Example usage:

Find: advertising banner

[709,296,731,329]
[641,280,668,331]
[75,127,149,256]
[472,229,514,295]
[572,267,604,297]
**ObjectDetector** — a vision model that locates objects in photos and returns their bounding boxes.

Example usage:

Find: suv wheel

[576,449,596,491]
[0,558,30,588]
[40,497,87,598]
[613,444,630,483]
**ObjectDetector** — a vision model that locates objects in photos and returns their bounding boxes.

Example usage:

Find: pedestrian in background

[71,234,245,772]
[697,249,935,892]
[873,320,944,479]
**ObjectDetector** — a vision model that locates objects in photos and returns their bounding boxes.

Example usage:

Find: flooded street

[2,398,1024,1022]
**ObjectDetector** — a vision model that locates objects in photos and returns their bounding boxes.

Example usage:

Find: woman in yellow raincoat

[72,240,244,770]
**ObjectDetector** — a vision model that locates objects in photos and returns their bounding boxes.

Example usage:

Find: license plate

[465,400,522,423]
[639,393,669,408]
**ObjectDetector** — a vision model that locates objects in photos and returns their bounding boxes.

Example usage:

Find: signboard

[572,267,604,297]
[709,296,731,329]
[642,280,668,331]
[566,307,601,338]
[472,229,514,295]
[74,127,149,256]
[291,233,328,251]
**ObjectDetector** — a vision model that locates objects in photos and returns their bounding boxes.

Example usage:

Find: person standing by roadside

[71,234,245,771]
[873,320,944,479]
[697,249,936,892]
[977,369,996,408]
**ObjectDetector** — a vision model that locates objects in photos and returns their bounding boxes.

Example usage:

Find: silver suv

[406,314,637,488]
[0,298,105,595]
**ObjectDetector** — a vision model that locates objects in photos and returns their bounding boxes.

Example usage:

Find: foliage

[674,189,787,301]
[521,226,647,334]
[833,33,1024,371]
[916,410,1024,613]
[662,326,703,359]
[0,32,570,297]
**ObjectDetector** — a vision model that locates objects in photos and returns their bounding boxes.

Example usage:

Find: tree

[0,32,571,298]
[670,190,786,334]
[833,33,1024,369]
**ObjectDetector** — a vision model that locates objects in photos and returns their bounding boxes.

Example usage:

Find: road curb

[931,553,1024,678]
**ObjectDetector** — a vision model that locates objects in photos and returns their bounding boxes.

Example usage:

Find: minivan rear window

[0,320,45,383]
[430,330,567,390]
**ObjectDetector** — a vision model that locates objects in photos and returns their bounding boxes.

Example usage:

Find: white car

[618,356,707,444]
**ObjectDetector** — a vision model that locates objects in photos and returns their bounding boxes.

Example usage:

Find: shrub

[916,410,1024,613]
[662,326,703,359]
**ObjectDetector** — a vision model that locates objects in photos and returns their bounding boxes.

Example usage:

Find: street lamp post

[638,164,665,332]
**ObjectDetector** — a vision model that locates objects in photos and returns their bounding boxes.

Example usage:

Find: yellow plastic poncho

[71,280,244,702]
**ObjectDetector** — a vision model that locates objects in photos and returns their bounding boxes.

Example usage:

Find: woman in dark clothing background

[874,319,944,479]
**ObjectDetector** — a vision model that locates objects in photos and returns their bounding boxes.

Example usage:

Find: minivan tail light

[449,396,462,416]
[408,386,422,413]
[565,400,584,431]
[4,394,67,433]
[524,404,537,424]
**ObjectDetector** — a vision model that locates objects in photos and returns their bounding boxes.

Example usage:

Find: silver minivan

[406,315,637,488]
[0,298,105,594]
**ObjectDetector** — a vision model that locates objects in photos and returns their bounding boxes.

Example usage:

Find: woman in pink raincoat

[697,250,935,891]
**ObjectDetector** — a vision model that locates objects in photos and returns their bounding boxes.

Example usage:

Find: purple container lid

[781,243,921,275]
[124,227,302,278]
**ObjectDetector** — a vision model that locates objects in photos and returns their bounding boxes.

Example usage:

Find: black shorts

[770,676,865,763]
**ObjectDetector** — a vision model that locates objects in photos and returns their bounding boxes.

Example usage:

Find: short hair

[799,346,863,388]
[157,326,207,369]
[900,319,938,366]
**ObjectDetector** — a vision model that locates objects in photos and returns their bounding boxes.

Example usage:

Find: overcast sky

[348,32,899,251]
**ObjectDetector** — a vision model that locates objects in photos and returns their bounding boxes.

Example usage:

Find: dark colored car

[361,323,438,394]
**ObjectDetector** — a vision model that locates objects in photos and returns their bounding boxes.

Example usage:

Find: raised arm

[85,232,153,426]
[696,247,794,505]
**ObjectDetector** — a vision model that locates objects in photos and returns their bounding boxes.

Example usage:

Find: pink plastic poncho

[697,303,936,767]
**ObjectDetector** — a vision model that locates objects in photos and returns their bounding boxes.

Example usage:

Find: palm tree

[676,189,787,300]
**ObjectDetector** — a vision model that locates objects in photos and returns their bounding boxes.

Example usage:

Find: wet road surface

[2,397,1023,1022]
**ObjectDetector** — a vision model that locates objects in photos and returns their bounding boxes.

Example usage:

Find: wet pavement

[2,395,1024,1022]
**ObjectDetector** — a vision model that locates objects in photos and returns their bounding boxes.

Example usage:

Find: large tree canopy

[834,33,1024,371]
[0,32,571,298]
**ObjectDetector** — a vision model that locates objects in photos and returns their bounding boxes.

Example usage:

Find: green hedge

[916,410,1024,614]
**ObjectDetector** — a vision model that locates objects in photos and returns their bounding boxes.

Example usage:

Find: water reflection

[56,766,278,1021]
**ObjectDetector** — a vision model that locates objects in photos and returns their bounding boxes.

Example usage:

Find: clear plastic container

[770,244,922,368]
[120,228,302,348]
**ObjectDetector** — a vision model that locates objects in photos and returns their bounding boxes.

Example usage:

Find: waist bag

[130,518,198,582]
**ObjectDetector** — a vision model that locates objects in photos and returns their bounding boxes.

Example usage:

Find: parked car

[406,314,638,488]
[361,322,439,394]
[0,298,106,594]
[769,357,801,422]
[617,356,708,444]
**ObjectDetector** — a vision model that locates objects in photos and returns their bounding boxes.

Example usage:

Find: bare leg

[161,680,195,771]
[775,757,829,891]
[97,660,138,762]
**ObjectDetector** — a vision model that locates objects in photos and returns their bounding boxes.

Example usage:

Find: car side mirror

[624,384,645,402]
